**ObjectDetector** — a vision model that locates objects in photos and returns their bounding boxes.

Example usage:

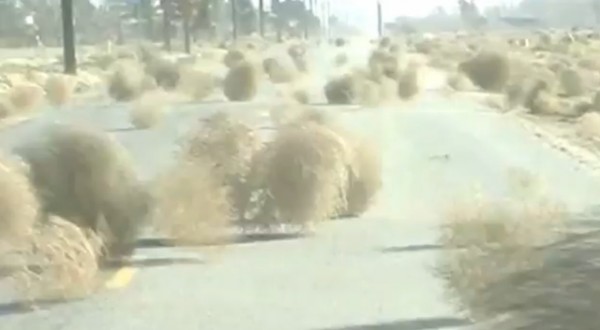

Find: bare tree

[458,0,486,29]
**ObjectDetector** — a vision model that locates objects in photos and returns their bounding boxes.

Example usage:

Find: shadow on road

[0,298,73,317]
[379,244,441,253]
[234,232,305,244]
[135,233,304,250]
[106,127,138,133]
[101,256,205,269]
[320,317,471,330]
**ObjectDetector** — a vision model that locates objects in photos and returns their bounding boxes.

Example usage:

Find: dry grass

[478,229,600,330]
[285,108,334,127]
[523,81,572,116]
[429,55,458,71]
[223,61,258,101]
[24,70,47,87]
[288,44,306,60]
[577,112,600,139]
[257,122,350,227]
[181,113,260,221]
[7,83,44,113]
[358,80,383,107]
[0,153,38,246]
[379,76,400,102]
[528,91,565,115]
[324,74,360,104]
[11,216,103,302]
[379,37,391,49]
[107,60,145,102]
[153,160,232,246]
[287,44,308,72]
[86,52,117,70]
[181,113,259,180]
[45,74,76,106]
[577,56,600,71]
[141,74,158,91]
[177,67,216,101]
[504,81,526,109]
[267,103,310,128]
[483,95,506,111]
[144,56,180,90]
[130,91,166,129]
[414,39,439,55]
[459,51,511,92]
[291,56,308,73]
[397,67,420,100]
[16,124,151,259]
[369,50,400,80]
[340,137,382,217]
[334,38,346,47]
[263,57,297,84]
[334,53,348,67]
[447,71,474,91]
[436,183,566,321]
[353,73,397,107]
[525,85,580,117]
[0,96,15,119]
[223,49,246,69]
[292,88,309,104]
[592,90,600,111]
[559,67,585,97]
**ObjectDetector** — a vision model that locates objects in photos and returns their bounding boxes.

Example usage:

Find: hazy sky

[320,0,516,36]
[92,0,518,36]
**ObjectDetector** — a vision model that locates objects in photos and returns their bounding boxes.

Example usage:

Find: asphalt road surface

[2,47,600,330]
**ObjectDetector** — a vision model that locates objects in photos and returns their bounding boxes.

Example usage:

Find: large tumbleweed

[15,125,152,260]
[436,178,566,322]
[11,216,103,302]
[252,121,351,230]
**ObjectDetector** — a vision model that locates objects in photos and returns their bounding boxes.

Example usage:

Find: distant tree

[238,0,256,35]
[0,0,25,41]
[177,0,196,52]
[271,0,319,38]
[434,5,447,16]
[458,0,487,28]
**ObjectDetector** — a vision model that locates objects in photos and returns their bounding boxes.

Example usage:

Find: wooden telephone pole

[161,0,172,51]
[180,0,193,53]
[258,0,265,36]
[61,0,76,74]
[231,0,238,40]
[377,0,383,37]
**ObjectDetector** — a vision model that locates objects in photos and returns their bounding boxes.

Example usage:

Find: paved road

[2,46,600,330]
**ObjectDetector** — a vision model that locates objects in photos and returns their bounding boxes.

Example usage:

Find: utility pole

[377,0,383,38]
[180,0,192,54]
[231,0,238,40]
[303,0,310,39]
[258,0,265,37]
[324,0,330,40]
[161,0,172,51]
[61,0,76,74]
[272,0,282,42]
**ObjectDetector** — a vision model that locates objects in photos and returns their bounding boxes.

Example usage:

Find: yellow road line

[105,267,138,289]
